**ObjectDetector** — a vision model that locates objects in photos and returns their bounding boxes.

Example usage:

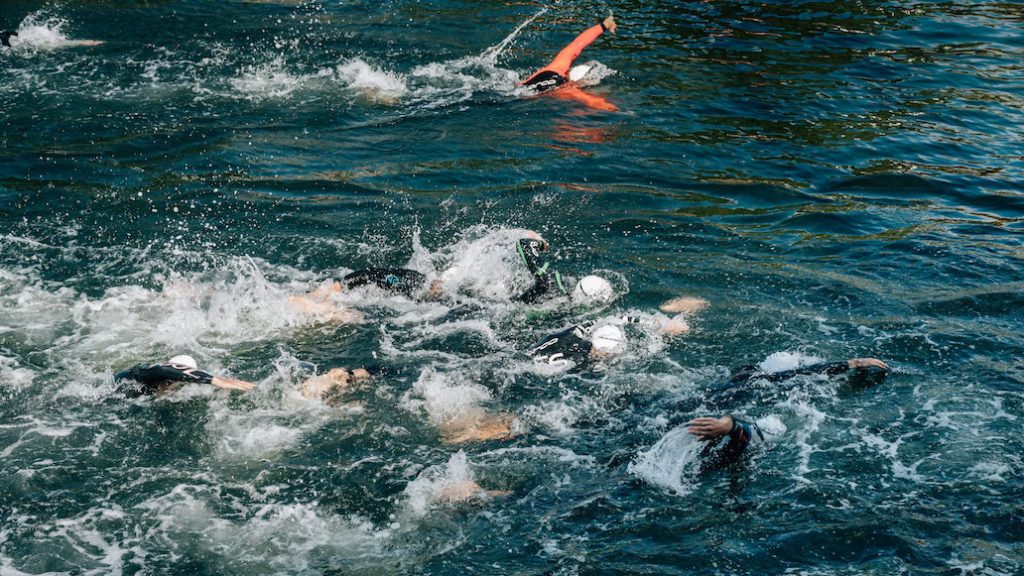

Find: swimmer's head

[568,64,592,83]
[571,275,614,305]
[590,324,626,356]
[1,31,17,48]
[168,355,198,370]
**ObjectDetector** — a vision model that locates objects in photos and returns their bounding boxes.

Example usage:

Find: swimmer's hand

[686,415,732,440]
[659,315,690,337]
[211,376,256,392]
[602,15,617,34]
[848,358,888,370]
[659,296,709,315]
[522,230,548,251]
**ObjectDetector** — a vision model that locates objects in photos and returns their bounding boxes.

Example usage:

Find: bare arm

[210,376,256,392]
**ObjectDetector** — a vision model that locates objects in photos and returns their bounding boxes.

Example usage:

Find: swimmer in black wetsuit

[115,355,255,396]
[530,305,705,371]
[684,358,889,466]
[520,16,619,112]
[515,231,625,306]
[288,267,441,322]
[2,31,18,48]
[115,354,370,401]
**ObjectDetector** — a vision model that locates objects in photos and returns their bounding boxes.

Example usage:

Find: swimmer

[289,267,441,319]
[115,354,370,400]
[440,412,521,445]
[290,230,612,312]
[436,480,512,505]
[296,366,372,402]
[114,355,255,396]
[2,31,17,48]
[530,300,708,369]
[684,358,889,466]
[516,231,618,306]
[520,16,618,111]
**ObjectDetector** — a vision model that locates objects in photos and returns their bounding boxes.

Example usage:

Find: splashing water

[628,425,704,496]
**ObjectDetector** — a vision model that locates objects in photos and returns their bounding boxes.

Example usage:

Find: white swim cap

[590,324,626,355]
[568,64,593,83]
[572,275,614,304]
[169,355,198,370]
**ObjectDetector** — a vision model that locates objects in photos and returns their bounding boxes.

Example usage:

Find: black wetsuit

[1,31,16,48]
[114,362,214,396]
[700,415,765,470]
[342,267,427,297]
[530,321,594,367]
[706,361,875,410]
[516,238,569,303]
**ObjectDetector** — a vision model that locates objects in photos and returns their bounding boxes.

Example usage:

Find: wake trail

[480,8,548,63]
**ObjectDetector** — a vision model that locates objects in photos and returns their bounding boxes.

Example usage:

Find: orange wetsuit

[521,22,607,92]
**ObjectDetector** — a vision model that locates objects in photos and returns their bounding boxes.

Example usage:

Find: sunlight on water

[1,0,1022,574]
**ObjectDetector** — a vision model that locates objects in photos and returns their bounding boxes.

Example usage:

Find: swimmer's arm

[210,376,255,392]
[659,297,709,315]
[760,358,888,382]
[686,415,734,440]
[687,415,755,447]
[610,314,691,337]
[516,237,549,276]
[515,236,556,302]
[546,18,616,75]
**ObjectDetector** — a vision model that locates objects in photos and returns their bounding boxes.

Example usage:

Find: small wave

[229,57,315,100]
[758,350,826,373]
[7,12,103,54]
[401,450,476,517]
[336,58,408,102]
[0,353,35,389]
[628,424,703,496]
[400,367,493,429]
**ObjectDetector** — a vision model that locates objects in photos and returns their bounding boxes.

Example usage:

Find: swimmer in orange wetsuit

[520,15,618,111]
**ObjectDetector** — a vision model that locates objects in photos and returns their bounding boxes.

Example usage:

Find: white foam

[137,485,386,572]
[758,350,825,373]
[0,354,35,389]
[336,58,408,102]
[438,226,539,301]
[230,57,311,100]
[400,367,492,428]
[401,451,476,517]
[628,425,703,496]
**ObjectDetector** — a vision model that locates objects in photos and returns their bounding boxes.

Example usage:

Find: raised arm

[544,16,616,76]
[515,236,567,303]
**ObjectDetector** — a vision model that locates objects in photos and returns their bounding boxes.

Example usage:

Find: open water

[1,1,1022,574]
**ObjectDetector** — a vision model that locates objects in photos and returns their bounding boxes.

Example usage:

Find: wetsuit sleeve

[757,361,850,382]
[343,268,426,296]
[530,323,593,366]
[699,415,764,467]
[515,239,566,303]
[115,363,214,386]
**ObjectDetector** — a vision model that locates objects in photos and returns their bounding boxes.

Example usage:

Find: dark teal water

[2,1,1023,574]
